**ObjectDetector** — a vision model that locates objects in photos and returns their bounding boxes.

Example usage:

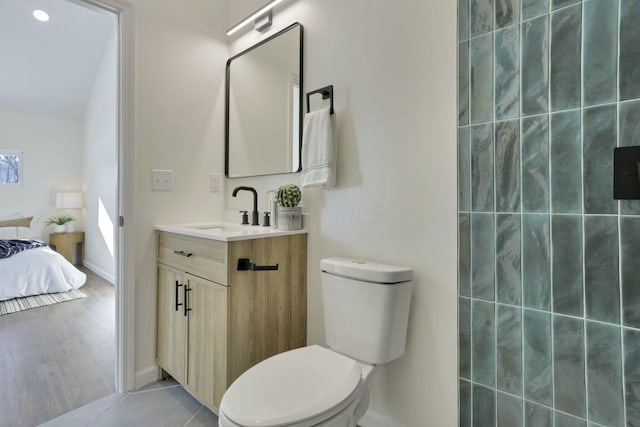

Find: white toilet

[218,257,413,427]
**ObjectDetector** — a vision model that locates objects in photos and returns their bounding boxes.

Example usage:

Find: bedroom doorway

[0,0,134,423]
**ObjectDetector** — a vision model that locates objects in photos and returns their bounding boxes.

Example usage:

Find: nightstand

[49,231,84,265]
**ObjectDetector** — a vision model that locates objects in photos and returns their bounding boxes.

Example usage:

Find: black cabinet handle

[237,258,279,271]
[174,250,193,258]
[175,280,183,311]
[184,286,192,317]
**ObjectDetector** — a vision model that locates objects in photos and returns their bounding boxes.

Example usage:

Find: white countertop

[155,222,307,242]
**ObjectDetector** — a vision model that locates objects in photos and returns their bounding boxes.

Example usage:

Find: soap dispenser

[266,190,278,229]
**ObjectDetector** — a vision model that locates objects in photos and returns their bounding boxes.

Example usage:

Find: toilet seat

[219,345,363,427]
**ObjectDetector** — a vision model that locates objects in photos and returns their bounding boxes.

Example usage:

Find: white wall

[131,0,229,386]
[226,1,458,426]
[83,25,118,283]
[0,109,84,241]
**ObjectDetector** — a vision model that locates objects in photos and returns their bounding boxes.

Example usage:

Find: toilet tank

[320,257,413,365]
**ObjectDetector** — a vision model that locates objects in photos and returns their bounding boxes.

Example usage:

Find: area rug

[0,289,87,316]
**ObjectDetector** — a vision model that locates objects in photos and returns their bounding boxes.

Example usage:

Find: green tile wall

[458,0,640,425]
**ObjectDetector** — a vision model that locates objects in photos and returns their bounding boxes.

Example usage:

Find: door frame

[71,0,136,393]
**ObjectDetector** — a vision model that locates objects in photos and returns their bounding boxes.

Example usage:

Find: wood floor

[0,268,115,427]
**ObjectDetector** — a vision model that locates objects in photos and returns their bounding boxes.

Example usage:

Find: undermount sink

[183,224,238,231]
[155,221,306,242]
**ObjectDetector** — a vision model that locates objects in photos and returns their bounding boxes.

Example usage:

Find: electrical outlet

[210,173,222,193]
[152,169,172,191]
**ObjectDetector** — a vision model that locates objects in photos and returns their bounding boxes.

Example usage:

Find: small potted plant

[46,214,74,233]
[276,184,302,230]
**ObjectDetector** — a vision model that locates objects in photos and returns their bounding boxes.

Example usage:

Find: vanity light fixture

[226,0,284,36]
[33,9,50,22]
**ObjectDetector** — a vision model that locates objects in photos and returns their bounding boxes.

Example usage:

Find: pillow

[0,212,24,220]
[0,216,33,228]
[0,226,35,239]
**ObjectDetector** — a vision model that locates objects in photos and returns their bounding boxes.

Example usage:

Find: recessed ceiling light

[33,10,49,22]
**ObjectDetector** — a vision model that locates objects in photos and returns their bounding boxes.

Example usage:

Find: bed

[0,223,86,302]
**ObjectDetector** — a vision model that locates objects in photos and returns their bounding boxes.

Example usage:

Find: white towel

[301,107,335,188]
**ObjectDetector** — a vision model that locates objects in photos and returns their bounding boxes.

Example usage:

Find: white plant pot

[54,224,65,233]
[277,206,302,230]
[65,222,75,232]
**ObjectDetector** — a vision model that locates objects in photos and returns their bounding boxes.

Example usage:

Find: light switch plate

[210,173,222,193]
[152,169,172,192]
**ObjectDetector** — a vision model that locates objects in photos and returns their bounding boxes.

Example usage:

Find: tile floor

[39,379,219,427]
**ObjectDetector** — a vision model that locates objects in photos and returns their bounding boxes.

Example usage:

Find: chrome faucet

[232,186,259,226]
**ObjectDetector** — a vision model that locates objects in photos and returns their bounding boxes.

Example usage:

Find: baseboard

[134,364,159,390]
[83,260,116,285]
[359,411,397,427]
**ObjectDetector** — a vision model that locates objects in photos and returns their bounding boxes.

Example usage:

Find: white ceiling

[0,0,116,120]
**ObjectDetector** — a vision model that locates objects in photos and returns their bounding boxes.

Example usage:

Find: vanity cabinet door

[185,274,228,412]
[157,264,187,384]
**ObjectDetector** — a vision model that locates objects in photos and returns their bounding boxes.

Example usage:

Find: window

[0,151,22,185]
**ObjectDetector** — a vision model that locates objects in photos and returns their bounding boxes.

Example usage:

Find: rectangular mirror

[225,23,303,178]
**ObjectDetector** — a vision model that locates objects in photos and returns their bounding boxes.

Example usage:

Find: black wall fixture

[614,146,640,199]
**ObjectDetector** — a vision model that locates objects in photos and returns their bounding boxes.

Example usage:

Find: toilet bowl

[218,345,374,427]
[218,257,413,427]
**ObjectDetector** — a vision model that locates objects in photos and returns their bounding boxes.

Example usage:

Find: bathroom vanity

[155,223,307,414]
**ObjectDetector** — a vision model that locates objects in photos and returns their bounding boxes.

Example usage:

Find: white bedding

[0,246,87,301]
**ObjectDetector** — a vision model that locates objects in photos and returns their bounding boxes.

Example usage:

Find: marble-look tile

[619,100,640,147]
[472,213,496,300]
[522,214,551,310]
[522,0,548,19]
[460,380,472,427]
[621,217,640,328]
[88,386,202,427]
[39,393,126,427]
[583,0,619,106]
[523,309,552,406]
[522,15,549,116]
[553,315,586,418]
[584,216,620,324]
[583,105,617,214]
[551,111,582,213]
[459,126,471,211]
[459,42,470,126]
[459,214,471,297]
[496,214,522,305]
[555,413,588,427]
[470,34,494,124]
[525,402,552,427]
[471,123,494,211]
[184,406,218,427]
[620,0,640,100]
[552,215,583,317]
[473,384,496,426]
[497,304,522,395]
[624,329,640,427]
[496,0,520,28]
[472,300,496,387]
[550,5,582,111]
[459,0,470,40]
[618,100,640,215]
[471,0,494,36]
[552,0,580,9]
[459,297,471,379]
[495,26,520,120]
[495,120,521,212]
[586,322,624,427]
[498,392,523,427]
[521,115,550,212]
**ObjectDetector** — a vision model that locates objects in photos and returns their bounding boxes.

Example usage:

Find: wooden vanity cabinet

[156,231,307,414]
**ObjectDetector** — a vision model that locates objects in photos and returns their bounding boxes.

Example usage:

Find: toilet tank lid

[321,257,413,284]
